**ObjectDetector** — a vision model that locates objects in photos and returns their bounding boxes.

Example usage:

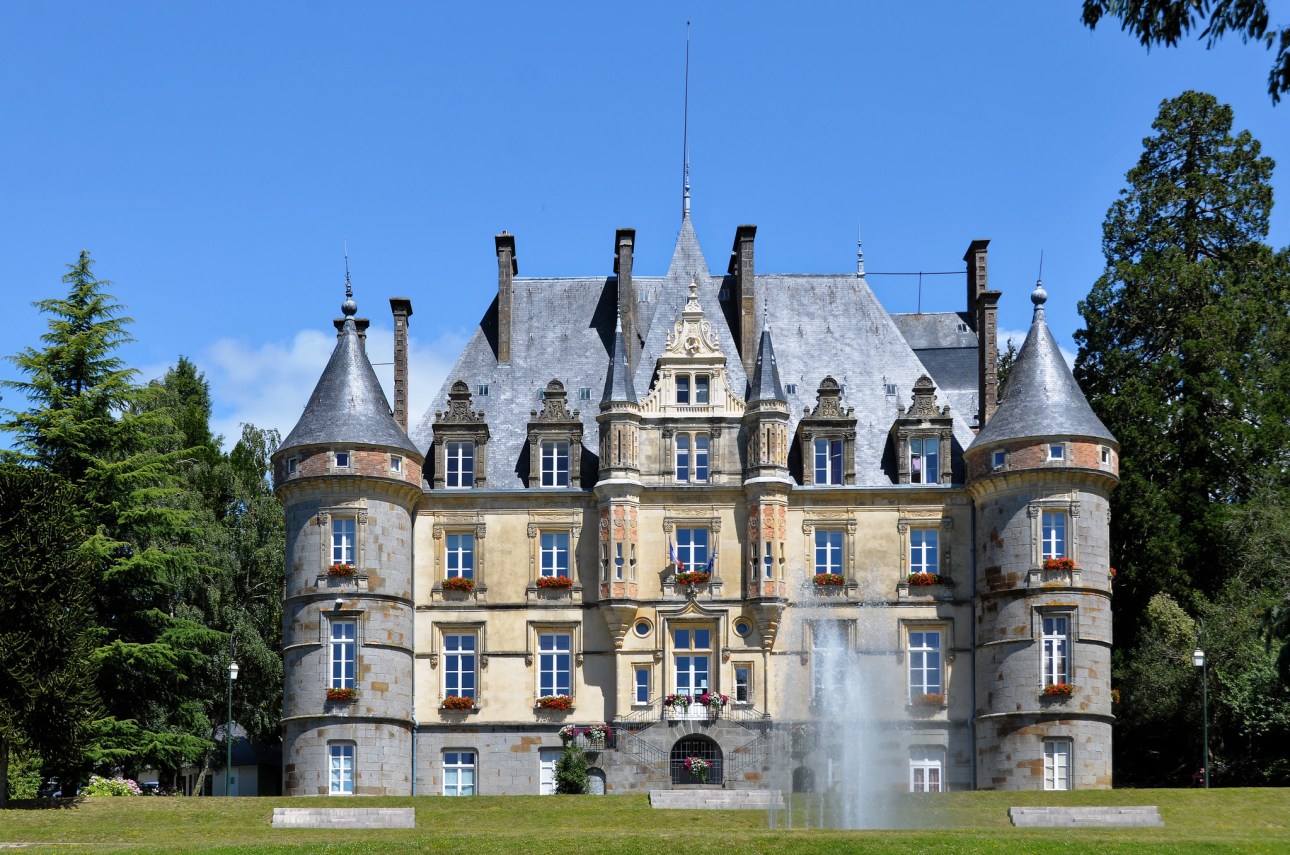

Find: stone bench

[650,789,785,810]
[271,807,416,829]
[1009,806,1163,827]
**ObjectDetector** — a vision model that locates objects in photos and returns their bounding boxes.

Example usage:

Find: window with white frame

[674,433,710,483]
[814,437,844,485]
[675,528,710,572]
[538,632,572,697]
[1041,510,1067,559]
[613,542,625,581]
[762,542,774,580]
[734,665,751,704]
[540,441,569,487]
[909,528,939,574]
[674,373,711,405]
[675,374,691,404]
[634,665,650,704]
[908,629,943,698]
[445,533,475,580]
[540,531,570,579]
[1048,443,1065,461]
[328,743,354,795]
[1043,739,1071,790]
[332,517,356,567]
[992,449,1006,470]
[910,747,945,792]
[446,441,475,488]
[443,750,476,796]
[330,620,356,689]
[334,451,351,469]
[672,627,711,695]
[443,633,476,701]
[1100,446,1111,465]
[390,455,402,474]
[1042,615,1070,686]
[694,374,710,404]
[910,437,940,484]
[814,529,843,576]
[286,456,298,475]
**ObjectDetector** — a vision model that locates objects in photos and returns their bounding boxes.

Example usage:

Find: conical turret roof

[280,301,422,459]
[970,283,1114,449]
[748,325,786,403]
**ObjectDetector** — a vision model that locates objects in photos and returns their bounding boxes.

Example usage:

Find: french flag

[705,552,716,573]
[670,542,683,572]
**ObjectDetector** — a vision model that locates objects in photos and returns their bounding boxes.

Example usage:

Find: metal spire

[856,223,865,277]
[681,21,691,222]
[342,238,357,317]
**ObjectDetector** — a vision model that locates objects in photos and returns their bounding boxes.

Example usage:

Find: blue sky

[3,2,1286,448]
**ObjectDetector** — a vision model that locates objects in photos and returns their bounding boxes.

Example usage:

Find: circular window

[733,619,753,638]
[634,620,652,638]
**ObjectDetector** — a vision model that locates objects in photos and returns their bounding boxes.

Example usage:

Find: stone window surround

[632,662,652,706]
[331,449,352,471]
[731,661,754,705]
[327,741,356,796]
[663,514,722,579]
[389,454,403,474]
[327,617,358,690]
[1042,737,1074,791]
[432,623,486,704]
[319,611,364,688]
[798,618,856,665]
[527,519,582,587]
[897,515,953,578]
[1035,607,1077,687]
[667,620,717,695]
[433,520,488,591]
[318,506,369,572]
[525,621,582,700]
[672,430,712,484]
[899,620,952,700]
[1028,496,1080,568]
[909,745,946,793]
[661,427,724,483]
[802,516,857,579]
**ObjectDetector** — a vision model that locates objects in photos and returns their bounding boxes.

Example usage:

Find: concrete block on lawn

[271,807,416,829]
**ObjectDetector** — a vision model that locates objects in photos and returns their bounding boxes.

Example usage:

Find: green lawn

[1,789,1286,854]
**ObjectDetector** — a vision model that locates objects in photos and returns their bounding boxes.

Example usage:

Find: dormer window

[674,373,711,405]
[676,375,690,404]
[910,437,940,485]
[446,442,475,488]
[694,374,710,404]
[433,381,490,490]
[540,441,570,487]
[814,437,844,485]
[799,377,856,487]
[891,375,952,486]
[527,380,583,489]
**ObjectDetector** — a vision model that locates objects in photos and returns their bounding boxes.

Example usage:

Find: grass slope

[0,789,1286,854]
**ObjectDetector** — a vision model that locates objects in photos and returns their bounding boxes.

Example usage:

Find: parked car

[37,778,76,798]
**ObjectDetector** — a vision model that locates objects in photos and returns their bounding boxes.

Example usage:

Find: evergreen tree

[554,744,589,794]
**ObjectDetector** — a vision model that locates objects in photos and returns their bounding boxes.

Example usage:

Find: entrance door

[539,747,562,795]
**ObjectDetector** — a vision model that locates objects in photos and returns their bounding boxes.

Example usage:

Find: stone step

[650,789,785,810]
[271,807,416,829]
[1009,806,1162,827]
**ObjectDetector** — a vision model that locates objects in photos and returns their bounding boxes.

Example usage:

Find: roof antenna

[856,223,865,277]
[1037,249,1044,285]
[681,21,691,222]
[341,238,357,317]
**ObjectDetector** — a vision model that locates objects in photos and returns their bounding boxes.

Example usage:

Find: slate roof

[281,311,422,458]
[601,317,637,404]
[890,312,980,426]
[414,219,981,488]
[970,284,1115,449]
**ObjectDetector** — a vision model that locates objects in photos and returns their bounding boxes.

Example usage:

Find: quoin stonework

[274,211,1118,796]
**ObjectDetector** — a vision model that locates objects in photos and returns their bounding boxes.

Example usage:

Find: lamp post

[1192,618,1208,789]
[226,634,239,797]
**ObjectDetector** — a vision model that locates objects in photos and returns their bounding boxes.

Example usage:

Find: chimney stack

[614,228,636,368]
[963,240,1001,427]
[729,224,758,376]
[495,232,517,365]
[389,298,413,433]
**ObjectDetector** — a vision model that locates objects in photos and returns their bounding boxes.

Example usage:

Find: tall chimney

[614,228,636,368]
[495,232,516,365]
[389,298,413,433]
[963,240,1001,427]
[964,239,989,329]
[730,224,758,376]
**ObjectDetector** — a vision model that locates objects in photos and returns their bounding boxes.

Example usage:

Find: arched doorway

[587,768,606,795]
[670,735,723,786]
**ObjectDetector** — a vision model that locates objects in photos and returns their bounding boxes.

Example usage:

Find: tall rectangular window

[674,433,710,483]
[814,437,843,485]
[1042,615,1070,685]
[734,666,751,704]
[538,632,572,697]
[910,528,939,574]
[443,751,476,796]
[763,542,774,580]
[910,748,944,793]
[634,666,650,704]
[444,633,476,701]
[675,375,690,404]
[815,529,843,576]
[330,621,356,690]
[540,531,570,578]
[540,441,569,487]
[694,434,709,482]
[614,543,624,581]
[446,441,475,488]
[1043,739,1071,790]
[908,630,943,698]
[673,627,711,695]
[328,744,354,795]
[675,434,691,482]
[910,437,939,484]
[446,533,475,579]
[676,528,710,571]
[811,628,846,702]
[1041,511,1067,559]
[694,374,710,404]
[332,517,356,566]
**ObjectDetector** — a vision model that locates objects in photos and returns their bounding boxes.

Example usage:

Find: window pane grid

[539,633,572,696]
[910,529,939,574]
[330,621,356,689]
[446,442,475,488]
[444,634,476,699]
[1042,616,1070,685]
[1041,511,1067,559]
[908,630,942,696]
[815,529,843,575]
[540,531,570,578]
[444,751,476,796]
[329,744,354,795]
[676,528,709,569]
[540,442,569,487]
[332,518,355,566]
[446,533,475,579]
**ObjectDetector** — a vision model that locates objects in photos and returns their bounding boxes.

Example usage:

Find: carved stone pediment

[807,376,854,420]
[898,375,951,420]
[531,379,580,423]
[663,277,721,357]
[436,380,487,425]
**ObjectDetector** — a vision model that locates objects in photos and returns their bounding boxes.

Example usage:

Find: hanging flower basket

[442,695,475,711]
[813,573,845,587]
[1042,683,1075,699]
[697,691,729,709]
[1043,557,1077,571]
[536,575,573,590]
[912,692,946,708]
[536,695,574,711]
[328,563,356,577]
[326,687,357,702]
[442,576,476,593]
[1111,689,1121,704]
[683,756,710,784]
[908,572,943,586]
[664,693,692,709]
[675,571,710,586]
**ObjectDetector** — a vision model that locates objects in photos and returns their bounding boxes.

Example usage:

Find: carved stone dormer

[799,376,857,486]
[638,277,745,416]
[892,374,953,485]
[432,380,490,489]
[527,379,584,488]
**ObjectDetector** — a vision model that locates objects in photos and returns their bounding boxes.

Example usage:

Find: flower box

[441,695,475,711]
[907,572,943,587]
[812,573,845,587]
[1111,689,1121,704]
[326,687,357,702]
[663,693,692,709]
[1043,557,1077,571]
[912,692,946,708]
[674,571,710,586]
[536,695,574,711]
[697,691,729,709]
[1042,683,1075,699]
[327,563,356,577]
[442,576,476,593]
[536,575,573,590]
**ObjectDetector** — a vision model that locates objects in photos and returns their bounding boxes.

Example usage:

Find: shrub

[554,744,589,794]
[82,775,142,797]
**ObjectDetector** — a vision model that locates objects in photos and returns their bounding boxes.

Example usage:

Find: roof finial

[681,21,691,222]
[856,223,865,277]
[341,238,357,317]
[1031,252,1048,323]
[763,298,770,332]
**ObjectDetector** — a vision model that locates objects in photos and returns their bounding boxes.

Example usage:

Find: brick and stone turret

[966,282,1119,790]
[742,324,790,601]
[273,287,424,796]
